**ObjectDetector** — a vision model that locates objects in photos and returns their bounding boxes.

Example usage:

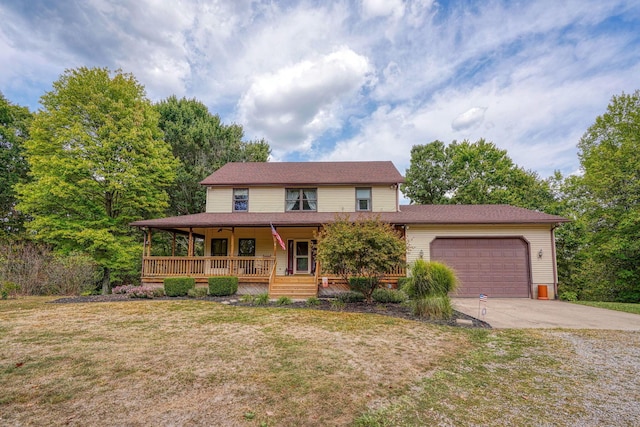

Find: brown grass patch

[0,297,468,426]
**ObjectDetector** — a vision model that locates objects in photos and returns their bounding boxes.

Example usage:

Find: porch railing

[142,256,275,278]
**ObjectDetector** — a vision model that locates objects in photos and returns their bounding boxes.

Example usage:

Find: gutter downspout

[551,224,559,299]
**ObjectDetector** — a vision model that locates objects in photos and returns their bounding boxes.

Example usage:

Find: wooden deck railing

[318,264,406,278]
[142,256,275,278]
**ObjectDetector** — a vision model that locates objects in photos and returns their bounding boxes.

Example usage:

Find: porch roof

[130,204,569,230]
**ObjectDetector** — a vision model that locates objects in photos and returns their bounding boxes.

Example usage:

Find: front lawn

[574,301,640,315]
[0,297,637,426]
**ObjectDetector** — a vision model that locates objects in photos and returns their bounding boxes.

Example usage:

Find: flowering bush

[127,286,156,299]
[112,285,135,294]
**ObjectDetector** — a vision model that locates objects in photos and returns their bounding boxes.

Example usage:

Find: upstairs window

[356,187,371,211]
[286,188,317,211]
[233,188,248,212]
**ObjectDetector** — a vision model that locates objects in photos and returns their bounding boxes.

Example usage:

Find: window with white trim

[233,188,248,212]
[285,188,317,211]
[356,187,371,211]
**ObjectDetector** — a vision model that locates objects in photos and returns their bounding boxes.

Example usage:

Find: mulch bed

[50,294,491,328]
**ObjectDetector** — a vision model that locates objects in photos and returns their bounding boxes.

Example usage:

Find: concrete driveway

[452,298,640,330]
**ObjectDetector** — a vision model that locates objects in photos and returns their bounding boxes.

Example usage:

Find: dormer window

[233,188,248,212]
[286,188,317,211]
[356,187,371,211]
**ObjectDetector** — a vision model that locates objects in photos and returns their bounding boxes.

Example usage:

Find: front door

[294,240,310,274]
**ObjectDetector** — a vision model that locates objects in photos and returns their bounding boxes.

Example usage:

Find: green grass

[573,301,640,315]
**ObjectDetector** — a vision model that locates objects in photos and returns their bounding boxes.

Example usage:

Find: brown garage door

[431,238,530,298]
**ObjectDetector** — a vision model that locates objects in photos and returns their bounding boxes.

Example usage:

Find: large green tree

[16,67,177,293]
[572,90,640,301]
[156,96,270,216]
[402,139,553,210]
[0,93,32,238]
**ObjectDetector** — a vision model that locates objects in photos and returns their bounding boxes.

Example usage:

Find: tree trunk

[101,266,111,295]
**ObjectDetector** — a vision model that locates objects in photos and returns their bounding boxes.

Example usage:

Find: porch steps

[269,276,318,299]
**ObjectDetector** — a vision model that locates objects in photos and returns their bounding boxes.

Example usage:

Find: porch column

[146,229,152,257]
[171,232,176,257]
[188,228,193,257]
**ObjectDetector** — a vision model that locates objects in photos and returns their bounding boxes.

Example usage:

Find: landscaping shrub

[254,293,270,306]
[152,287,165,298]
[276,296,292,305]
[331,299,346,310]
[411,295,453,319]
[188,287,208,298]
[240,294,255,304]
[348,277,380,302]
[164,277,195,297]
[208,276,238,296]
[0,242,98,295]
[128,286,155,299]
[1,282,20,299]
[305,296,320,307]
[337,291,365,303]
[113,285,135,294]
[559,291,578,302]
[372,288,407,303]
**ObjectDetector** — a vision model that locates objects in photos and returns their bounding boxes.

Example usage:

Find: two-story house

[131,161,569,299]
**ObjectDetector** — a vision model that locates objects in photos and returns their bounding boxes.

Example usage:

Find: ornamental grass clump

[406,260,458,319]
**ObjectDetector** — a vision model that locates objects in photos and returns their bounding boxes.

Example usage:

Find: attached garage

[430,237,530,298]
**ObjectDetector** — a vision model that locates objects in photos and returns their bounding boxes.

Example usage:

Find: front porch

[140,255,405,298]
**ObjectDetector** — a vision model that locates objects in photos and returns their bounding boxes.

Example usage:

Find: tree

[16,67,177,294]
[402,141,451,204]
[402,139,554,210]
[155,96,270,216]
[572,90,640,302]
[315,215,406,302]
[0,93,32,238]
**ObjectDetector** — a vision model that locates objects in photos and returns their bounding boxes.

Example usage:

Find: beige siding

[250,187,285,212]
[317,186,398,212]
[203,227,277,257]
[272,227,318,275]
[203,226,319,276]
[405,224,556,290]
[318,187,354,212]
[371,186,397,212]
[207,185,400,213]
[205,187,232,213]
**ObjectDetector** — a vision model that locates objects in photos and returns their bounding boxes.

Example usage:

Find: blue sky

[1,0,639,180]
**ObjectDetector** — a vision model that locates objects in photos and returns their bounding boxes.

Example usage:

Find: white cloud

[361,0,405,19]
[238,47,371,153]
[451,107,487,131]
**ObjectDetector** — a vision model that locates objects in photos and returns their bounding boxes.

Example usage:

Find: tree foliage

[566,90,640,302]
[16,67,177,293]
[0,93,32,238]
[155,96,270,216]
[316,215,406,302]
[402,139,553,210]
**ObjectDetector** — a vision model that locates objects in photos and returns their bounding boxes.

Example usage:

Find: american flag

[479,294,488,302]
[270,223,286,250]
